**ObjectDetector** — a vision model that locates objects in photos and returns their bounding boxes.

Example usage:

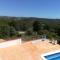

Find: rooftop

[0,39,60,60]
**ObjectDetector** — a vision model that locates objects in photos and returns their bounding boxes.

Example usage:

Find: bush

[9,26,17,37]
[0,25,10,38]
[26,29,33,36]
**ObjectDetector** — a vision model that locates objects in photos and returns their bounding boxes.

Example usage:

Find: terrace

[0,39,59,60]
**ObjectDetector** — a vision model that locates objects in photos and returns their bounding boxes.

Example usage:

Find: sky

[0,0,60,18]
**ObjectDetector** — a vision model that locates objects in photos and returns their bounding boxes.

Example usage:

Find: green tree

[38,30,49,35]
[47,32,57,44]
[9,26,17,37]
[0,25,10,38]
[33,21,41,32]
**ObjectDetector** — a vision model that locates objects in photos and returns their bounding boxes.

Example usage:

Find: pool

[41,50,60,60]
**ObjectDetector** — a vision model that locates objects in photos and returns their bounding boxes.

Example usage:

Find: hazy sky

[0,0,60,18]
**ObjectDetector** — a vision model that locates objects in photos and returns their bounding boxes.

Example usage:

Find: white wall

[0,38,21,48]
[32,39,48,44]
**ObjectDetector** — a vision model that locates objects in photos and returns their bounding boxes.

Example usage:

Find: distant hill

[0,16,60,21]
[0,16,60,26]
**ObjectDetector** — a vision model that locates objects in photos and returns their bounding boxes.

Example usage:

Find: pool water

[45,52,60,60]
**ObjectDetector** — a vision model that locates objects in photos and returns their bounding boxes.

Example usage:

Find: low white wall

[0,38,21,48]
[32,39,48,44]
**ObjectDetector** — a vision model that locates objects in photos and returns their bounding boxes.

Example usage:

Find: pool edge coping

[41,50,60,60]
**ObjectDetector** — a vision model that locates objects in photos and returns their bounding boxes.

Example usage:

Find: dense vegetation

[0,16,60,43]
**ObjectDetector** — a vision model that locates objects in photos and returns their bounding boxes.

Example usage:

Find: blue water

[45,52,60,60]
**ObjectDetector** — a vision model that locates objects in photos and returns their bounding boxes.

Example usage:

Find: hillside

[0,16,60,40]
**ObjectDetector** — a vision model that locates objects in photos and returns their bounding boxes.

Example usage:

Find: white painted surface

[32,39,48,44]
[41,50,60,60]
[32,39,42,44]
[0,38,21,48]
